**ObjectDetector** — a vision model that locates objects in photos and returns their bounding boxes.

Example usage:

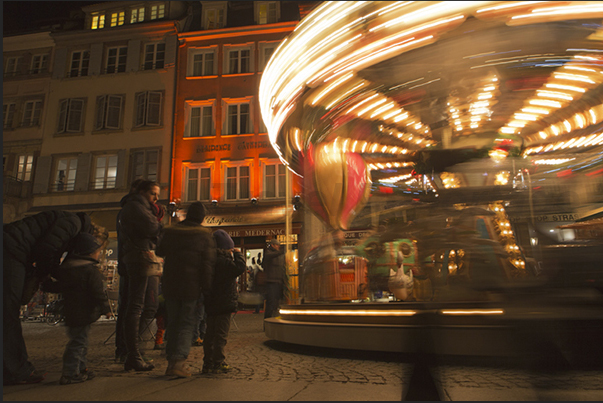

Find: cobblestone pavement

[18,312,603,400]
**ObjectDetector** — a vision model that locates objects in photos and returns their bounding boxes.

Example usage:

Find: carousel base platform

[265,294,603,358]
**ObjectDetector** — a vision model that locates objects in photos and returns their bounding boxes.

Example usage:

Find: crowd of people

[3,179,288,385]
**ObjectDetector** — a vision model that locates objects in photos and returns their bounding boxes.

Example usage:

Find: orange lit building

[172,2,315,256]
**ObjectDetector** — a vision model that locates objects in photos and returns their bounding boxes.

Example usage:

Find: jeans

[63,325,91,377]
[165,299,197,361]
[264,282,283,319]
[124,274,159,357]
[3,256,36,382]
[192,295,207,342]
[203,313,232,365]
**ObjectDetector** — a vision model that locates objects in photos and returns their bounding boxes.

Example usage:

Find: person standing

[3,210,93,385]
[41,233,112,384]
[202,230,246,374]
[156,202,216,377]
[263,239,286,319]
[119,180,163,371]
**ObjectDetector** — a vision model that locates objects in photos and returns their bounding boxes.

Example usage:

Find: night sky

[3,1,101,35]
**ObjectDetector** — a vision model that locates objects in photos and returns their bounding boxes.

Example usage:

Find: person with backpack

[262,238,286,319]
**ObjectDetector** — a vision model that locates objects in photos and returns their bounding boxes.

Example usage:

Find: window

[106,46,127,73]
[264,162,286,198]
[143,42,165,70]
[260,43,278,71]
[53,157,78,191]
[186,165,212,202]
[110,11,125,27]
[3,103,16,128]
[131,6,145,23]
[257,1,278,24]
[31,54,48,74]
[130,149,159,182]
[135,91,162,127]
[150,4,165,20]
[189,49,216,77]
[225,165,250,200]
[69,50,90,77]
[95,95,123,130]
[5,57,21,76]
[186,104,214,137]
[227,48,250,74]
[16,154,34,181]
[57,99,85,133]
[226,102,250,135]
[91,13,105,29]
[203,3,226,29]
[94,154,118,189]
[22,100,43,127]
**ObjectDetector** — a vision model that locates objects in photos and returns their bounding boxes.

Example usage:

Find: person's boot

[172,360,191,378]
[165,360,175,376]
[124,352,155,372]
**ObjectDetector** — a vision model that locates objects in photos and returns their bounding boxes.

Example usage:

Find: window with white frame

[3,103,17,128]
[110,11,125,27]
[22,100,43,127]
[186,102,214,137]
[260,42,278,71]
[69,50,90,77]
[16,154,34,181]
[135,91,162,127]
[53,157,78,191]
[185,165,212,202]
[5,57,21,76]
[150,4,165,20]
[57,98,85,133]
[256,1,279,24]
[188,48,216,77]
[94,154,118,189]
[130,6,145,23]
[263,162,286,198]
[130,149,159,182]
[95,95,123,130]
[106,46,127,73]
[31,54,48,74]
[226,47,251,74]
[225,164,250,201]
[225,102,250,135]
[203,2,226,29]
[91,13,105,29]
[143,42,165,70]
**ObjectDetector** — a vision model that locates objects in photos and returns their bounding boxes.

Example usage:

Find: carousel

[258,1,603,356]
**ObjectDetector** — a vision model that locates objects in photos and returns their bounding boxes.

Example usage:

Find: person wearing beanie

[42,232,112,385]
[202,230,246,374]
[3,210,96,386]
[156,202,216,378]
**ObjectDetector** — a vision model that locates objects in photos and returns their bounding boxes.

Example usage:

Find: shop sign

[510,213,580,223]
[203,208,286,227]
[196,140,270,154]
[224,228,287,238]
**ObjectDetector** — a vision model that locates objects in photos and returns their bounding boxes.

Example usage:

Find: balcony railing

[3,175,32,199]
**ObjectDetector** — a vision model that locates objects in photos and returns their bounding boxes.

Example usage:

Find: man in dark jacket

[156,202,216,377]
[202,230,246,374]
[41,233,112,385]
[3,210,92,385]
[119,180,162,371]
[263,238,286,319]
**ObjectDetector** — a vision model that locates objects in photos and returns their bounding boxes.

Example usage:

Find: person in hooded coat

[3,210,93,385]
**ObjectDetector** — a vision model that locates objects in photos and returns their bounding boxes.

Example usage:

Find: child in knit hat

[42,232,112,385]
[202,230,246,374]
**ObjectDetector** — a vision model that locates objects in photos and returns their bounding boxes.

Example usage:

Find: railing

[3,175,32,199]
